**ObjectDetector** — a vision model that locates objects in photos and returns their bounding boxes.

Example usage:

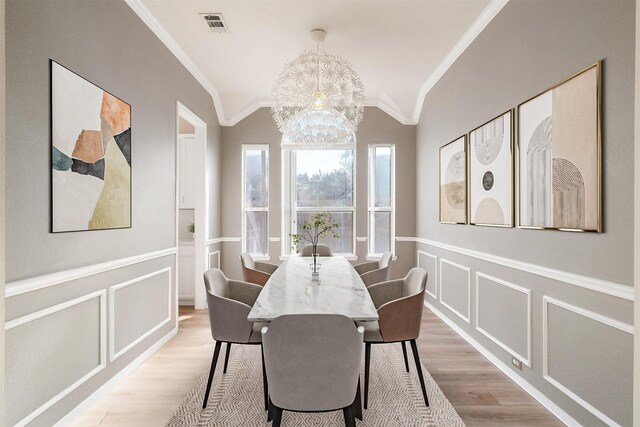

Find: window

[242,145,269,256]
[284,149,355,255]
[368,145,395,255]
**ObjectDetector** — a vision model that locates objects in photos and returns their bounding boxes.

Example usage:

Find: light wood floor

[72,307,561,426]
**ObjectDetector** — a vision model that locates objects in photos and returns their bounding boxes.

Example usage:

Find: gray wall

[220,107,416,280]
[416,1,635,425]
[5,0,220,425]
[1,0,6,424]
[634,3,640,425]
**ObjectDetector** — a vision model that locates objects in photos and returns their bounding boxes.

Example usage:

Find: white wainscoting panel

[6,290,107,427]
[543,296,634,427]
[6,248,177,298]
[417,250,438,299]
[109,268,172,361]
[438,258,471,323]
[208,250,221,270]
[475,272,531,367]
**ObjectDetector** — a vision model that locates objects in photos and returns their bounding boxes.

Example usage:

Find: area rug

[167,343,464,426]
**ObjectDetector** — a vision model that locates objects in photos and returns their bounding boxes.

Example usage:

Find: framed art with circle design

[439,135,467,224]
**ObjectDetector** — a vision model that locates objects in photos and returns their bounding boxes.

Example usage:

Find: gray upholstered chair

[262,314,364,427]
[202,269,268,409]
[354,252,393,287]
[240,253,278,286]
[358,267,429,409]
[299,243,334,256]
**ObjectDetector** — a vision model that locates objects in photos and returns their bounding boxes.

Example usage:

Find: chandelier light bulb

[312,90,328,109]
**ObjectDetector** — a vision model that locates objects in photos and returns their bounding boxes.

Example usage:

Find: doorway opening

[176,102,208,313]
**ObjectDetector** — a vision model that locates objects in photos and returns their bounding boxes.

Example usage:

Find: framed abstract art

[469,110,514,227]
[439,135,467,224]
[517,62,601,232]
[51,60,131,232]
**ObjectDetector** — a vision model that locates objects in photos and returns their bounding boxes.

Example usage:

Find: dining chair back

[262,314,363,426]
[299,244,333,256]
[360,267,430,410]
[202,268,268,410]
[240,252,278,286]
[354,252,393,287]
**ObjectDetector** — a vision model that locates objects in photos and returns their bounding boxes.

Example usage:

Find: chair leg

[409,339,429,407]
[223,343,231,374]
[272,406,283,427]
[364,342,371,409]
[343,405,355,427]
[261,345,268,411]
[401,341,410,372]
[352,377,363,421]
[202,341,222,409]
[267,398,274,422]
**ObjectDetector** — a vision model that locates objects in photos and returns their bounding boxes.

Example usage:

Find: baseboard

[424,301,578,427]
[54,327,178,427]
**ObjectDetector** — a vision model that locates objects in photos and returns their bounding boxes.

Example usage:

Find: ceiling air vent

[200,13,229,33]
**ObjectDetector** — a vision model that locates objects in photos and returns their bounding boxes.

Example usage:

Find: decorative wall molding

[7,290,107,427]
[6,247,177,298]
[108,268,172,362]
[399,236,633,301]
[208,250,221,270]
[425,301,579,426]
[356,237,368,242]
[411,0,509,123]
[268,237,282,242]
[206,237,241,246]
[542,296,633,427]
[416,250,438,299]
[54,328,177,427]
[475,272,532,368]
[438,258,471,324]
[123,0,227,125]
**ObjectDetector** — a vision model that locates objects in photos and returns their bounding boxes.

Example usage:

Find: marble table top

[247,256,379,322]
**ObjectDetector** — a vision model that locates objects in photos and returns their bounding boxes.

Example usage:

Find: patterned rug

[167,343,464,426]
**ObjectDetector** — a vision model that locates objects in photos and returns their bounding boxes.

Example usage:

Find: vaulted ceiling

[127,0,506,125]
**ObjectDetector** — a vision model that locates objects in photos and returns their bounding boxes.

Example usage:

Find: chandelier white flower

[272,29,365,147]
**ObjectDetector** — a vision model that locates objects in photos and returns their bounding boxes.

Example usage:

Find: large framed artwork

[518,62,601,232]
[439,135,467,224]
[51,60,131,232]
[469,110,513,227]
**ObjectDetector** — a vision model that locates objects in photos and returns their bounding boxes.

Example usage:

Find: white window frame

[282,147,357,259]
[242,144,269,257]
[368,144,395,257]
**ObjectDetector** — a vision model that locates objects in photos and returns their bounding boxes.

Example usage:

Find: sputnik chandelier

[272,29,365,147]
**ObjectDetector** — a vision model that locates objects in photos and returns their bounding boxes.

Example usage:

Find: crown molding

[124,0,227,125]
[126,0,507,127]
[411,0,509,123]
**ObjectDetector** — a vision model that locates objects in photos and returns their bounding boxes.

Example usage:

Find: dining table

[247,256,379,322]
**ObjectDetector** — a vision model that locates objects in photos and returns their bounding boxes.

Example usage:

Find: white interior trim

[475,272,532,368]
[124,0,226,125]
[417,250,438,299]
[108,268,172,362]
[425,301,579,426]
[268,237,282,242]
[126,0,508,126]
[5,247,177,298]
[542,296,633,427]
[411,0,509,123]
[53,328,177,427]
[8,290,107,427]
[208,250,221,270]
[398,236,634,301]
[438,258,471,324]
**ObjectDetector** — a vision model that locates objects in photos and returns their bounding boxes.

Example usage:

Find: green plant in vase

[290,213,341,275]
